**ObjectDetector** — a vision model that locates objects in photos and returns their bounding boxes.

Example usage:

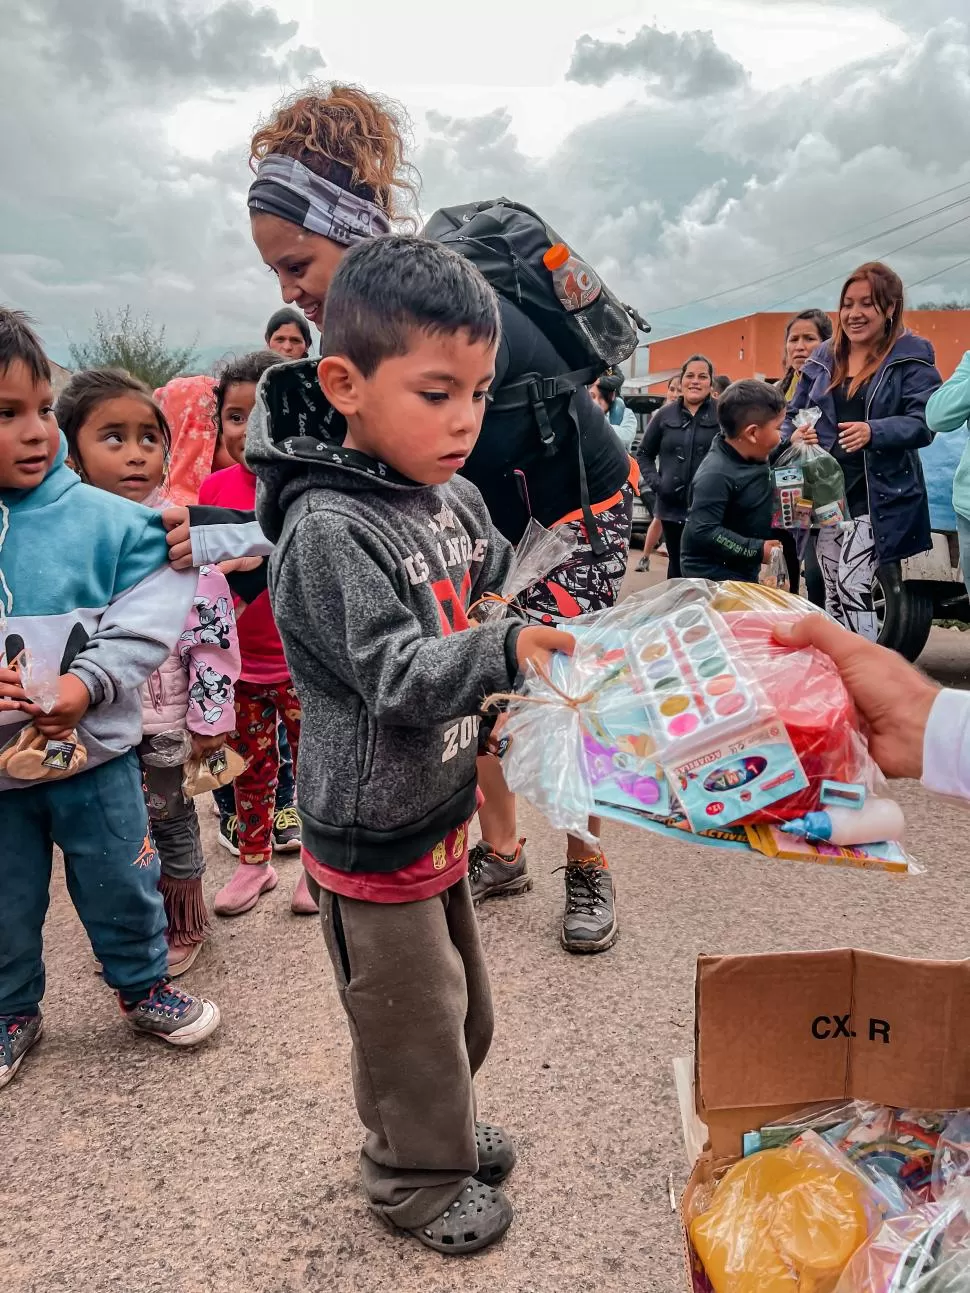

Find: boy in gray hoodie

[243,237,573,1253]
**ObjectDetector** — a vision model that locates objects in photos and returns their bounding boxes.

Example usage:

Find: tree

[69,306,198,388]
[916,300,968,311]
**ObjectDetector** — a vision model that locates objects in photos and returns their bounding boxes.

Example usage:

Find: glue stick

[782,798,904,846]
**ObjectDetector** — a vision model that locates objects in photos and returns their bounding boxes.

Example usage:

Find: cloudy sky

[3,0,970,368]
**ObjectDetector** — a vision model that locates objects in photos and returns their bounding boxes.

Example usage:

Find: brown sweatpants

[308,874,494,1230]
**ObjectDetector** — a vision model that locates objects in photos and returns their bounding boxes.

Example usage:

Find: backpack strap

[489,365,609,556]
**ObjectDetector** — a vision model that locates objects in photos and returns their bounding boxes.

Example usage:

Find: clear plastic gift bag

[16,647,59,713]
[140,729,194,768]
[932,1114,970,1201]
[688,1130,893,1293]
[472,518,578,621]
[774,408,849,530]
[492,579,914,871]
[834,1180,970,1292]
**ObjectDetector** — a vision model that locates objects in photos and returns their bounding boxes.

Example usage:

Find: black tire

[874,563,933,662]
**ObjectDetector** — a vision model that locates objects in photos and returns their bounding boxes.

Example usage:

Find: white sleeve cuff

[921,689,970,802]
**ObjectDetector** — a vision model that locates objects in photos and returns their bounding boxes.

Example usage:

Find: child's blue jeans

[0,752,169,1016]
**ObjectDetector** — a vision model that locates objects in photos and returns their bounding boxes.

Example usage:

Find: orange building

[636,311,970,392]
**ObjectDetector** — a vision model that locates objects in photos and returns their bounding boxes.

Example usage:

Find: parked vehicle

[877,428,970,660]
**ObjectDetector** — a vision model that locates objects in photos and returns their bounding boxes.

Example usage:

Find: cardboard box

[680,949,970,1291]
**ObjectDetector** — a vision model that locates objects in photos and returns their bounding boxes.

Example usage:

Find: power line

[649,180,970,318]
[762,209,970,310]
[906,254,970,292]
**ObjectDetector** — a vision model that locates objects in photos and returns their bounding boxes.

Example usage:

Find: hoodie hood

[0,432,78,511]
[245,357,428,544]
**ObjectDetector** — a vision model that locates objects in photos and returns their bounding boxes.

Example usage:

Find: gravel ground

[4,564,968,1293]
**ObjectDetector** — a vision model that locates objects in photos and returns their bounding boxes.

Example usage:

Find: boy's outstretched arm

[277,510,572,726]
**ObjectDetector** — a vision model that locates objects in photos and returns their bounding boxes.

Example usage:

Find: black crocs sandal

[474,1119,517,1185]
[406,1179,513,1255]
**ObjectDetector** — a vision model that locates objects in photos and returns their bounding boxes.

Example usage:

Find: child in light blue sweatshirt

[0,309,221,1091]
[926,349,970,598]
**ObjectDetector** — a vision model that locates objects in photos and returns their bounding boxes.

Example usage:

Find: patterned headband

[247,153,391,247]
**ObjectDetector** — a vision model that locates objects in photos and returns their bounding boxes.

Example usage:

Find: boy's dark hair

[323,235,501,377]
[213,350,280,436]
[712,374,731,396]
[264,306,311,349]
[0,307,52,385]
[55,367,171,468]
[718,379,785,438]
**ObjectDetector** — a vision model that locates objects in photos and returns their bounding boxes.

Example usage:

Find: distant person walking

[636,354,719,578]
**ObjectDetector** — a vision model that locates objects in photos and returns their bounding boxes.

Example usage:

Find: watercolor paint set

[627,604,808,831]
[549,627,671,825]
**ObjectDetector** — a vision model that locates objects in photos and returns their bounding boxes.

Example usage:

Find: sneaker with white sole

[217,813,240,856]
[0,1012,43,1090]
[122,979,220,1046]
[272,805,302,853]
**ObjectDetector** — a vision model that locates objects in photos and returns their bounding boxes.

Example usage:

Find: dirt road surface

[5,565,969,1293]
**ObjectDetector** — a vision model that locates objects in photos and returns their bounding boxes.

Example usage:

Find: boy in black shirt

[682,380,786,583]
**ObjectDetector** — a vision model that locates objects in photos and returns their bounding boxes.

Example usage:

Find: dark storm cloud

[567,24,749,99]
[18,0,323,96]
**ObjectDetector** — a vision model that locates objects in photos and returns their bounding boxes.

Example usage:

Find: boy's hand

[791,426,819,447]
[772,615,938,780]
[762,539,782,560]
[162,506,194,569]
[515,626,575,678]
[191,732,226,760]
[32,675,92,740]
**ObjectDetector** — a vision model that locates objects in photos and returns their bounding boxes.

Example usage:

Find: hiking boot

[474,1120,516,1185]
[272,806,302,853]
[217,812,240,856]
[390,1179,513,1255]
[468,840,532,905]
[213,862,278,917]
[559,856,618,954]
[122,978,220,1046]
[290,869,318,916]
[0,1012,43,1090]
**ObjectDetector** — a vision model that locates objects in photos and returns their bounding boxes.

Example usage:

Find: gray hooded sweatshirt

[244,358,522,876]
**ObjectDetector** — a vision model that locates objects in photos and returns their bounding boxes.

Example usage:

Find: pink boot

[290,869,318,916]
[213,863,278,917]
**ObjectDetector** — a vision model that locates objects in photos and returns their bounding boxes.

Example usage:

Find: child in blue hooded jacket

[0,309,221,1091]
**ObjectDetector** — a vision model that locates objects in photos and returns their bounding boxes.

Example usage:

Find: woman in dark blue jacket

[785,262,940,640]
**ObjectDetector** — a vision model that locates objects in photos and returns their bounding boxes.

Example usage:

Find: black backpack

[424,197,647,554]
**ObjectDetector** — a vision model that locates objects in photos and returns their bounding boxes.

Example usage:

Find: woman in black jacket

[636,354,719,577]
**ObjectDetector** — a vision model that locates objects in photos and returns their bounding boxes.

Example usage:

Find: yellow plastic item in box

[689,1142,871,1293]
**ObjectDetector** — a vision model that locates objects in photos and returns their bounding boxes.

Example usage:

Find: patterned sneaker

[122,979,220,1046]
[272,806,302,853]
[217,813,240,856]
[0,1012,43,1090]
[559,856,618,954]
[468,840,532,905]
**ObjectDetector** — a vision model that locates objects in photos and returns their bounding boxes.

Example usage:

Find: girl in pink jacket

[57,369,241,975]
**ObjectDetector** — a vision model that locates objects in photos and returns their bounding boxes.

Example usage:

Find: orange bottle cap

[543,242,570,270]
